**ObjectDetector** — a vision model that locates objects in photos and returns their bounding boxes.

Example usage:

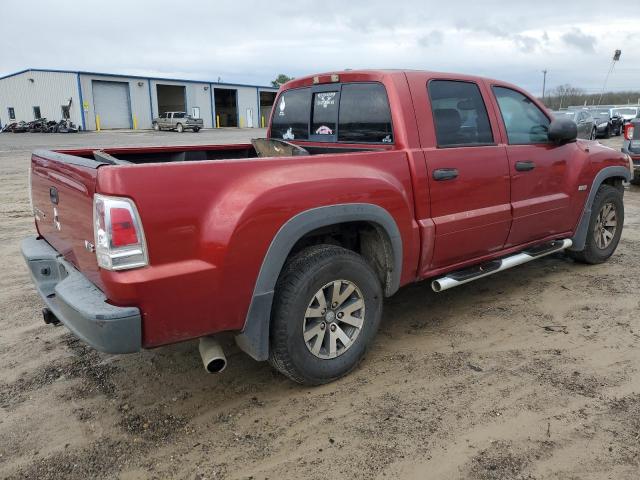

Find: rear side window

[338,83,393,143]
[271,88,310,140]
[428,80,494,147]
[492,86,550,144]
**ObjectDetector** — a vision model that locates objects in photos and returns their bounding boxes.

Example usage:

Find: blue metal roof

[0,68,278,90]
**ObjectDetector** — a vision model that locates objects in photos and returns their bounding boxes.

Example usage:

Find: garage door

[92,81,131,129]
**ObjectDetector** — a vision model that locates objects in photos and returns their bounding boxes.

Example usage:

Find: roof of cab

[280,69,511,91]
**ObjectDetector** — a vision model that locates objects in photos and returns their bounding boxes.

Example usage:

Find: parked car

[613,106,640,126]
[552,110,596,139]
[622,114,640,185]
[589,107,623,138]
[22,70,633,385]
[153,112,203,132]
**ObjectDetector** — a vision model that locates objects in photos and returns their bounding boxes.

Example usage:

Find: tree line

[541,84,640,110]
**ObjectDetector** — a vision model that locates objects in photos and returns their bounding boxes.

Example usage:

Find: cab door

[414,78,512,269]
[489,85,574,247]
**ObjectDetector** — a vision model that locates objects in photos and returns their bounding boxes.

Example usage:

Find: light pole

[541,69,547,103]
[598,49,621,106]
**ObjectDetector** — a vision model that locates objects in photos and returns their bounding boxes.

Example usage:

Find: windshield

[590,109,609,117]
[553,111,575,120]
[613,108,637,116]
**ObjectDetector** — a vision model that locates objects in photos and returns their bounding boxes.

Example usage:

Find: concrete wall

[0,71,81,128]
[236,85,259,128]
[79,73,152,130]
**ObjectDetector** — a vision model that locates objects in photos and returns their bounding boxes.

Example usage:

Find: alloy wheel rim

[594,201,617,249]
[303,279,365,359]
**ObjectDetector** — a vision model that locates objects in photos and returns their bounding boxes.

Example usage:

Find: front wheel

[590,127,597,140]
[153,122,160,131]
[269,245,383,385]
[193,127,200,133]
[176,123,184,133]
[569,184,624,264]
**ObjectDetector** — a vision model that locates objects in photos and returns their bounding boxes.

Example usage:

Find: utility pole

[598,49,621,106]
[541,69,547,103]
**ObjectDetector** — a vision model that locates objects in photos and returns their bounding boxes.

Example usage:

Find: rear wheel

[269,245,383,385]
[193,127,200,133]
[176,123,184,133]
[569,184,624,264]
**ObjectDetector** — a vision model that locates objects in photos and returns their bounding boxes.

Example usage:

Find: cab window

[492,86,550,144]
[338,83,393,143]
[270,88,310,141]
[428,80,494,147]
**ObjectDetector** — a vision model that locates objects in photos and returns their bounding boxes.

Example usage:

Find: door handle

[515,161,536,172]
[433,168,459,181]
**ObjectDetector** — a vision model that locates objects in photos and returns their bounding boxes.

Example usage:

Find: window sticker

[278,97,286,117]
[283,127,295,140]
[315,125,333,135]
[315,92,337,109]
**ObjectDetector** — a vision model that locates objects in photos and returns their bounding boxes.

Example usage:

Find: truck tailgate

[30,150,102,287]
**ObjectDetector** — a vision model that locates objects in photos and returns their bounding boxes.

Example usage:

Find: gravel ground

[1,130,638,480]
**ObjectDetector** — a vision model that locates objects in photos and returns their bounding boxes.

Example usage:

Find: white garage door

[92,81,131,129]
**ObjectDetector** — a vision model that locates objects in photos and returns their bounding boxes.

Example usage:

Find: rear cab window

[270,82,393,144]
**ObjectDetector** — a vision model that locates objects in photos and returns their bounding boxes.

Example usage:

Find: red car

[23,70,633,385]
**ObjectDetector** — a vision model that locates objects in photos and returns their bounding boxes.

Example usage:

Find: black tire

[590,127,597,140]
[604,125,611,139]
[630,173,640,186]
[269,245,383,385]
[568,184,624,264]
[193,127,200,133]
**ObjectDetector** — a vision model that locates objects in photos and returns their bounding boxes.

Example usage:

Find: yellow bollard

[96,115,101,132]
[133,115,138,130]
[261,115,265,128]
[216,115,220,128]
[240,117,244,128]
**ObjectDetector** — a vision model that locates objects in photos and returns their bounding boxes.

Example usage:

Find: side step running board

[431,239,572,292]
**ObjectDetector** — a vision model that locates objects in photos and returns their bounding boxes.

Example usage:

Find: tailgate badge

[49,186,59,205]
[84,240,95,253]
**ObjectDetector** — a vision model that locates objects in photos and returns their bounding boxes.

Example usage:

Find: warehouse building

[0,68,278,130]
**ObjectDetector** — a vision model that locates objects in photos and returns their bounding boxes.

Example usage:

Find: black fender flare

[234,203,403,361]
[569,166,630,251]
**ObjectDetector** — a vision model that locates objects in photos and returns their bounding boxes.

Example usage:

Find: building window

[8,107,15,120]
[33,106,41,119]
[61,105,70,119]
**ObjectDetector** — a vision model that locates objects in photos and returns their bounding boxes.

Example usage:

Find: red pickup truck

[22,70,633,385]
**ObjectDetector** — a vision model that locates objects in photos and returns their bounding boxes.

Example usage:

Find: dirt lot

[1,130,638,480]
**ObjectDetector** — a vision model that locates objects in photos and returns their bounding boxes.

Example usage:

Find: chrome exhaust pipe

[199,337,227,373]
[432,239,572,292]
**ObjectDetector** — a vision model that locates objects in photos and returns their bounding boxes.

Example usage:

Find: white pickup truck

[152,112,203,133]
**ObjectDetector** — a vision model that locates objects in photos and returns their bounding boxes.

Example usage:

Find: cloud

[417,30,444,47]
[0,1,637,96]
[561,28,597,53]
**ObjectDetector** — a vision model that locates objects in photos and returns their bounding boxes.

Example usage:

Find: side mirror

[548,118,578,144]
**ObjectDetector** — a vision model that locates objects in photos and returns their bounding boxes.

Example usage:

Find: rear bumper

[21,236,141,353]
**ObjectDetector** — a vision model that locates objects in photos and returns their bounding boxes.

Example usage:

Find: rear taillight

[93,194,148,271]
[624,124,634,141]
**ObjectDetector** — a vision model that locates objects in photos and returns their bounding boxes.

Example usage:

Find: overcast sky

[1,1,638,95]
